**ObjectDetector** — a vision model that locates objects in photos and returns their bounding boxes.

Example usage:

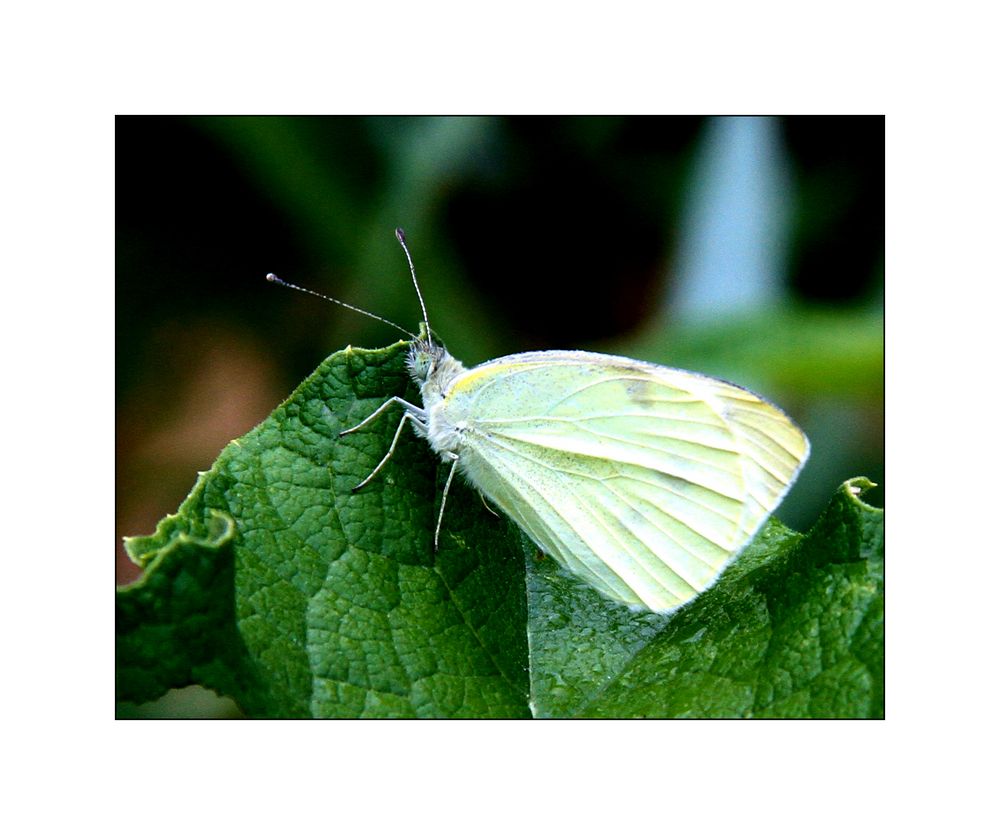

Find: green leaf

[526,477,883,717]
[117,343,883,718]
[117,342,529,717]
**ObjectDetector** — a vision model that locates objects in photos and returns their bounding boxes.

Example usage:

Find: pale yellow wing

[441,351,809,612]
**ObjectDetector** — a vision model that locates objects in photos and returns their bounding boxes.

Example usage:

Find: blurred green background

[116,116,882,713]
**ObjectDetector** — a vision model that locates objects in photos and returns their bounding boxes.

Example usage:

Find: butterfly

[269,229,809,613]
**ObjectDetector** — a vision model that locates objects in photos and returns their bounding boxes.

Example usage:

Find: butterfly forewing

[442,351,809,612]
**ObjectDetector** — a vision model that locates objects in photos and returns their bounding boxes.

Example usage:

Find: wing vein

[473,432,731,576]
[558,475,695,602]
[594,479,719,580]
[474,446,642,601]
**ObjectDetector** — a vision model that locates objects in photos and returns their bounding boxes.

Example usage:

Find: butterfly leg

[434,453,459,551]
[339,396,427,437]
[479,493,501,518]
[351,410,425,492]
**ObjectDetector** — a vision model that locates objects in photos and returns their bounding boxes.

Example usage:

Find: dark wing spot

[625,378,660,407]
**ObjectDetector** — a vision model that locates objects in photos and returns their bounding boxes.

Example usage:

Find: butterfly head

[407,338,465,406]
[406,338,443,383]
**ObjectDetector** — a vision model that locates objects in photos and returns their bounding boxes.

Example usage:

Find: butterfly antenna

[265,273,415,339]
[395,228,432,344]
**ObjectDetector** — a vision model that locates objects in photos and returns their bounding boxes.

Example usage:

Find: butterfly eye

[407,350,435,383]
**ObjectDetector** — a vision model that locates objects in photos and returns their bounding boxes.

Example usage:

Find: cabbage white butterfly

[268,229,809,614]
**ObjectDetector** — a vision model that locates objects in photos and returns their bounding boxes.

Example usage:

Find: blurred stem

[624,305,883,402]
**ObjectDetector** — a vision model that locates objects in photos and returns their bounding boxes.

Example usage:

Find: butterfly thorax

[405,340,469,460]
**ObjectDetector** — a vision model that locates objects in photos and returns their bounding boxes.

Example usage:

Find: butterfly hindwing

[441,351,809,612]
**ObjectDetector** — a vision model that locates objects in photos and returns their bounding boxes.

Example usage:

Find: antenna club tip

[266,273,280,283]
[395,227,406,243]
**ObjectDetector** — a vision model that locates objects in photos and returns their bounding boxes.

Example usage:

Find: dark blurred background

[117,115,883,593]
